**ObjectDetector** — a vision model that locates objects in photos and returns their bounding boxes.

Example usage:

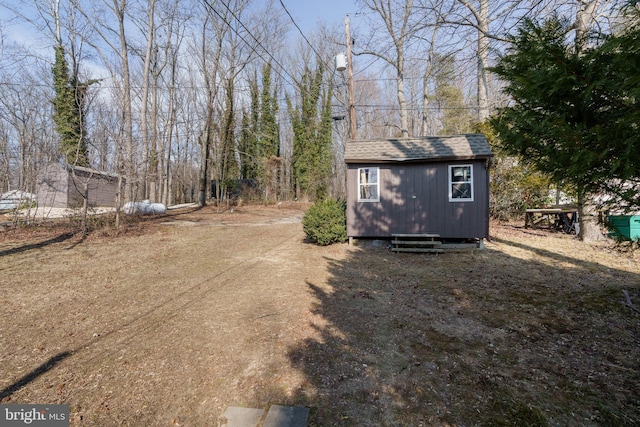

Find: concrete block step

[221,405,309,427]
[221,407,264,427]
[263,405,309,427]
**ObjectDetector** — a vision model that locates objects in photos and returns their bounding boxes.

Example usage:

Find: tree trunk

[198,120,212,207]
[575,0,602,52]
[477,0,489,122]
[113,0,135,203]
[421,27,439,136]
[163,61,177,206]
[363,0,414,138]
[115,174,124,230]
[397,69,410,138]
[574,0,605,242]
[140,0,155,201]
[577,192,606,242]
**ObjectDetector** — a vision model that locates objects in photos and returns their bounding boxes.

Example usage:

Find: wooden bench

[391,233,443,253]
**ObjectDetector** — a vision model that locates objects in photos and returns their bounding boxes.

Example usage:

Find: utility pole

[345,15,357,140]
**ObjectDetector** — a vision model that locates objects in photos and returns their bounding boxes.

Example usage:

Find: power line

[199,0,297,89]
[278,0,324,62]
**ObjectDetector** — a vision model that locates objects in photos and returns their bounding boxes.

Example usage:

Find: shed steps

[391,233,443,253]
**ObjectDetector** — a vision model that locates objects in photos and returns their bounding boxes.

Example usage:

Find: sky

[0,0,366,78]
[279,0,362,33]
[0,1,364,48]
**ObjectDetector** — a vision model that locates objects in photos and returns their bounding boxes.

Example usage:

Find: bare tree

[358,0,417,137]
[454,0,491,121]
[431,0,615,123]
[75,0,136,200]
[136,0,157,202]
[70,0,138,228]
[193,2,227,207]
[0,61,56,200]
[159,1,189,206]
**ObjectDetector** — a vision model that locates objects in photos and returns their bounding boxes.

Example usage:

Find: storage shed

[344,134,493,243]
[37,163,121,208]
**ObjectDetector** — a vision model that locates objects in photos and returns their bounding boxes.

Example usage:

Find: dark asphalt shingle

[344,134,493,163]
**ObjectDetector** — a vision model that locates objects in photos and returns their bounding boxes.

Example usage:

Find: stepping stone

[221,406,265,427]
[262,405,309,427]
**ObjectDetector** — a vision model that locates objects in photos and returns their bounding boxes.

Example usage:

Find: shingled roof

[344,134,493,163]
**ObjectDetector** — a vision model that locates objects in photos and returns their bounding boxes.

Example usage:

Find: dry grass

[0,204,638,426]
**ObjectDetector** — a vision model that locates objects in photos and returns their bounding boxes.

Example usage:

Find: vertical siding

[73,171,119,207]
[346,164,391,237]
[70,170,119,207]
[347,160,490,239]
[90,177,119,206]
[36,164,120,209]
[36,164,70,208]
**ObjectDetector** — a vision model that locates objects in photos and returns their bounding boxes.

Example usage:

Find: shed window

[449,165,473,202]
[358,167,379,202]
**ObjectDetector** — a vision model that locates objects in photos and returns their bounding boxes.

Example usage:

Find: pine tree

[490,17,640,232]
[433,55,472,135]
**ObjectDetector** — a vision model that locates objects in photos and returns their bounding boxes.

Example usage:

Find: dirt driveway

[1,204,639,426]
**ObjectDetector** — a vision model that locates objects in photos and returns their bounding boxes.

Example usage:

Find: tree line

[0,0,637,234]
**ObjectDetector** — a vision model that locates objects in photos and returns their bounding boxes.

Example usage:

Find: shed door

[395,165,431,234]
[411,166,430,233]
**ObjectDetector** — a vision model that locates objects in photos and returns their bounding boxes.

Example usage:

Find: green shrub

[302,198,347,246]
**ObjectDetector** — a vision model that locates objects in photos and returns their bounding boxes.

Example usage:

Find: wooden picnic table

[525,206,578,234]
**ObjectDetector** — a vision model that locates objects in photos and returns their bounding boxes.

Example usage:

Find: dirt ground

[1,203,639,426]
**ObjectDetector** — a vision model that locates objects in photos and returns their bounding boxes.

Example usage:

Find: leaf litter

[0,204,638,426]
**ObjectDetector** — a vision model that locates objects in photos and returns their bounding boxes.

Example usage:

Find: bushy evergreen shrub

[302,198,347,245]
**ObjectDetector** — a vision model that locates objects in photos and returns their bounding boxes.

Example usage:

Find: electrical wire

[199,0,297,89]
[278,0,324,62]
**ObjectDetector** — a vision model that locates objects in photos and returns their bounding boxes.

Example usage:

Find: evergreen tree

[490,17,640,229]
[474,121,553,220]
[238,108,253,179]
[238,64,281,200]
[217,77,238,199]
[52,44,89,166]
[259,63,279,159]
[433,55,472,135]
[317,83,334,198]
[239,71,260,180]
[259,63,280,200]
[288,64,333,200]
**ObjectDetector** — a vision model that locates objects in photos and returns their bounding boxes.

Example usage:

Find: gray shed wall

[74,170,119,207]
[37,163,120,208]
[37,164,71,208]
[346,160,490,239]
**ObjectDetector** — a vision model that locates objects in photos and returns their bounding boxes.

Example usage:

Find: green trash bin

[607,215,640,241]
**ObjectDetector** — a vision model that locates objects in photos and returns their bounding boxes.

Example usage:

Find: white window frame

[357,167,380,202]
[449,164,474,202]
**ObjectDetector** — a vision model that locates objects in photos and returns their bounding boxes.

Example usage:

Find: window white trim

[449,164,474,202]
[357,167,380,202]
